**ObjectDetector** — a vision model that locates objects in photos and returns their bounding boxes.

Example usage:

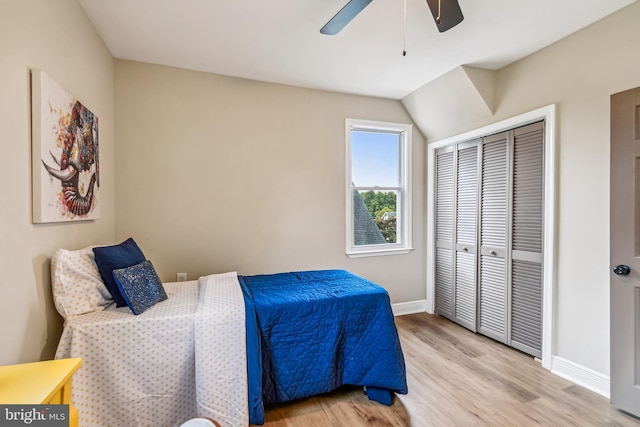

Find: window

[346,119,412,257]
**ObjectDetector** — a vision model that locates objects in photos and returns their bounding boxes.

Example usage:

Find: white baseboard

[392,299,427,316]
[550,355,610,398]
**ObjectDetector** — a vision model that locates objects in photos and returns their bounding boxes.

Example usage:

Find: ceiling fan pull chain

[403,0,407,56]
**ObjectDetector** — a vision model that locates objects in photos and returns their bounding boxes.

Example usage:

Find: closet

[434,121,544,358]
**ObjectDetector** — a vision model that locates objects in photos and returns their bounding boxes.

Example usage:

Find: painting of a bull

[32,70,99,223]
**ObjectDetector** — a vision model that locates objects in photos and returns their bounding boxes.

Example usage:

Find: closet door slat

[512,123,544,253]
[456,146,478,245]
[479,255,507,340]
[435,149,455,318]
[436,150,454,243]
[454,143,479,329]
[511,260,542,357]
[455,251,475,328]
[481,139,508,249]
[479,134,509,344]
[435,248,454,316]
[510,121,544,357]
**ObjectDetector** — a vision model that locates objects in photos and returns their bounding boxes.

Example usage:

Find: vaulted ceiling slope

[78,0,635,100]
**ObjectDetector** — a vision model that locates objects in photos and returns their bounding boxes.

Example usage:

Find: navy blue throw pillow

[93,238,146,307]
[112,260,167,315]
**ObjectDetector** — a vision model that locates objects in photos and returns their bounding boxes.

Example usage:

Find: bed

[53,244,407,427]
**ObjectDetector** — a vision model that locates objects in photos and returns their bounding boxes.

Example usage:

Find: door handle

[613,265,631,276]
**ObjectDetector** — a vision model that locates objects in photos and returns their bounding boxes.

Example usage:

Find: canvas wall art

[31,70,99,223]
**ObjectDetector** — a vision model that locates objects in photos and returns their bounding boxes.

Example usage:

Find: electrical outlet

[176,272,187,282]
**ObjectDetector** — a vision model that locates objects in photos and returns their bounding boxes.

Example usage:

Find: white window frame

[345,118,413,258]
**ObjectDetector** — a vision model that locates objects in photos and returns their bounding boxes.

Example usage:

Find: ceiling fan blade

[425,0,464,32]
[320,0,374,35]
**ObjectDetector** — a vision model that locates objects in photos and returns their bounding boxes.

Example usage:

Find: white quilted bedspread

[195,272,248,427]
[55,273,248,427]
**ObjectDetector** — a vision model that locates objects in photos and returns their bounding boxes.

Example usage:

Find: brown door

[610,87,640,417]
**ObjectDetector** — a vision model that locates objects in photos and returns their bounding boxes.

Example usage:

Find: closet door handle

[489,250,496,256]
[613,265,631,276]
[462,247,468,252]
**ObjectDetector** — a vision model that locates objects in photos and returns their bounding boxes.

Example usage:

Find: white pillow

[51,246,113,320]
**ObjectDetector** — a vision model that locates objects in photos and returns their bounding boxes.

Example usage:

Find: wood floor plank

[252,313,640,427]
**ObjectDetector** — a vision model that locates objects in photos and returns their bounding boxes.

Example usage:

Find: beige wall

[114,60,426,305]
[403,1,640,376]
[3,0,631,382]
[0,0,115,365]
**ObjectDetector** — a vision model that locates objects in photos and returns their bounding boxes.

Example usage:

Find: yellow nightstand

[0,358,82,427]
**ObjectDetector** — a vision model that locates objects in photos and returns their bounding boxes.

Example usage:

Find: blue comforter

[239,270,408,425]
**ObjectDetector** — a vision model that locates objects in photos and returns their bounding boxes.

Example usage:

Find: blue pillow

[93,238,146,307]
[112,260,167,315]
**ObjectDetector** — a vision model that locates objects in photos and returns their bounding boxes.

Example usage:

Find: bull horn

[49,151,61,167]
[41,160,77,182]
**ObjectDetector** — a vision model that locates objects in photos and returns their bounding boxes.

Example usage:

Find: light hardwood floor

[255,313,640,426]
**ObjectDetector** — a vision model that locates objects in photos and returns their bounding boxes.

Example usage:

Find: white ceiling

[78,0,635,100]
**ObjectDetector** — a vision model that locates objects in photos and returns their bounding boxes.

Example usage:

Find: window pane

[351,131,400,187]
[353,190,398,246]
[346,118,411,257]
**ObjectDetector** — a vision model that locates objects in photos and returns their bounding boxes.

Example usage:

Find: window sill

[346,246,413,258]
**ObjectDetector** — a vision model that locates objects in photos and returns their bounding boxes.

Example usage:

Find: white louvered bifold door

[510,122,544,358]
[435,147,455,319]
[454,141,480,330]
[434,121,544,359]
[478,132,510,344]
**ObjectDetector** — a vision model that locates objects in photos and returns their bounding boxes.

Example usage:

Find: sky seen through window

[351,131,400,188]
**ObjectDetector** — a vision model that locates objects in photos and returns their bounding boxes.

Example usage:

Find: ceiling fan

[320,0,464,35]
